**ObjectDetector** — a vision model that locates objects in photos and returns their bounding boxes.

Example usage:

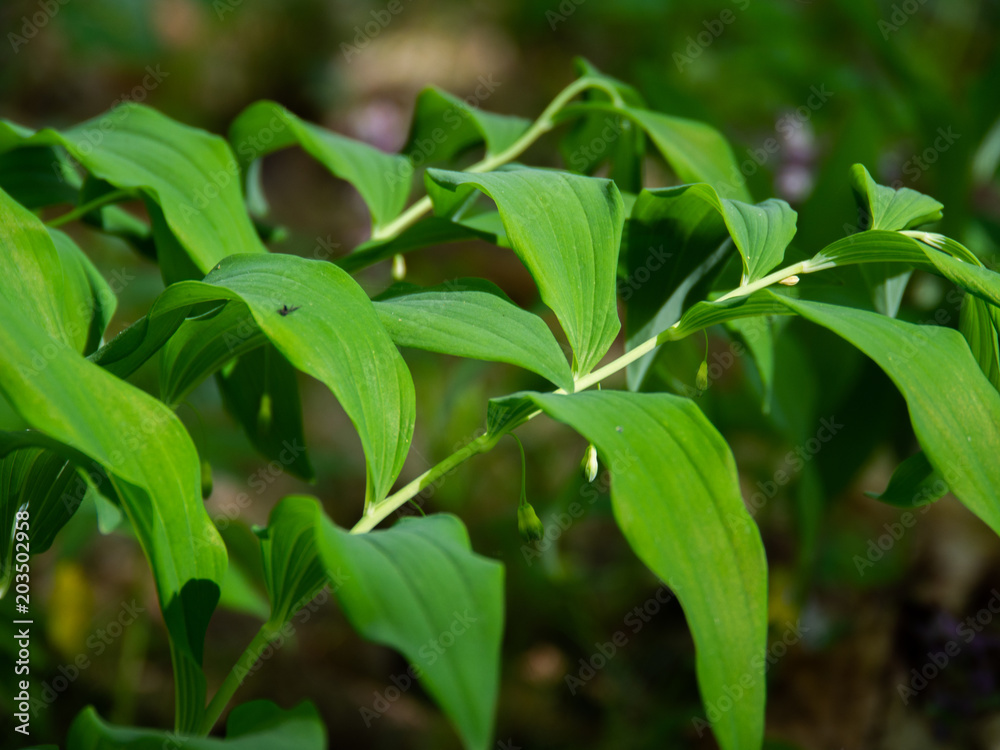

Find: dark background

[2,0,1000,748]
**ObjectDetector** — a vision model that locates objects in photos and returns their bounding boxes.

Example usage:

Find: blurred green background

[2,0,1000,748]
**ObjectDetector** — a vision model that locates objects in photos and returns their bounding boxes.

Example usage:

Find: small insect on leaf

[278,304,301,316]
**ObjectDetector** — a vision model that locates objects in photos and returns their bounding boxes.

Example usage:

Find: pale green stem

[349,254,824,534]
[199,621,282,736]
[46,188,135,228]
[369,77,625,242]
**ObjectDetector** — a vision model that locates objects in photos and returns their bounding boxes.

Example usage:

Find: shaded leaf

[216,347,314,482]
[0,145,80,208]
[338,214,504,274]
[773,294,1000,535]
[635,184,797,285]
[318,512,504,750]
[405,87,531,162]
[66,700,325,749]
[256,496,327,626]
[959,293,1000,391]
[230,101,412,230]
[865,452,947,508]
[50,228,117,355]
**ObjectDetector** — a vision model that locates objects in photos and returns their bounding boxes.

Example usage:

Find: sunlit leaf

[492,390,767,750]
[425,167,623,375]
[375,278,573,390]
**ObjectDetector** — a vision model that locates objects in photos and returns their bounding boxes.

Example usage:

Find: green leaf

[662,292,796,344]
[256,496,327,626]
[0,145,80,208]
[216,346,314,482]
[561,97,751,202]
[318,512,504,750]
[859,263,912,317]
[628,107,752,201]
[218,561,271,621]
[0,190,225,731]
[0,239,226,736]
[425,167,623,375]
[66,700,326,749]
[635,184,798,285]
[725,315,776,412]
[0,187,76,346]
[772,294,1000,535]
[405,87,531,162]
[0,448,89,596]
[865,452,947,508]
[558,60,646,191]
[158,302,314,479]
[94,253,414,503]
[337,214,504,274]
[1,105,268,280]
[848,165,944,315]
[159,301,266,406]
[959,294,1000,391]
[620,183,736,387]
[229,101,413,230]
[374,278,573,390]
[809,231,1000,308]
[492,390,767,750]
[849,163,944,231]
[50,228,117,355]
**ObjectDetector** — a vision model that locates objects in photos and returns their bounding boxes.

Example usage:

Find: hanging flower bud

[257,392,273,434]
[696,360,709,393]
[391,253,407,281]
[517,502,545,542]
[581,443,598,483]
[201,459,214,500]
